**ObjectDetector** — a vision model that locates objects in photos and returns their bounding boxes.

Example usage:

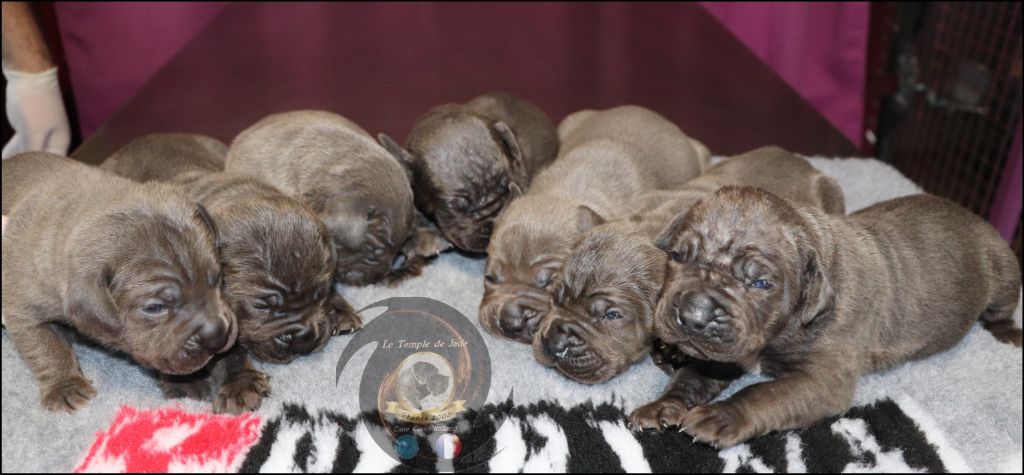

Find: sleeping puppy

[640,186,1021,447]
[379,91,559,253]
[2,152,234,412]
[103,134,358,413]
[101,132,228,181]
[225,111,425,286]
[480,106,710,343]
[535,147,845,384]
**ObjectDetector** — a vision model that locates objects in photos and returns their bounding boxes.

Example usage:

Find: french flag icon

[434,434,462,460]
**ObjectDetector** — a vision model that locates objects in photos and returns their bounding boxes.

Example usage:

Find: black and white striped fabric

[240,397,957,472]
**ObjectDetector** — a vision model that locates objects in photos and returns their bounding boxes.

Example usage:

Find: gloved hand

[2,66,70,159]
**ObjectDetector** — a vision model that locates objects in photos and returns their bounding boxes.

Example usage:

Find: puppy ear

[193,203,219,251]
[575,205,604,232]
[795,250,835,326]
[64,264,122,333]
[493,122,523,162]
[653,213,688,252]
[302,189,329,214]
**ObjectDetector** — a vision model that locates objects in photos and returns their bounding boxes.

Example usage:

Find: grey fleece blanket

[2,156,1021,473]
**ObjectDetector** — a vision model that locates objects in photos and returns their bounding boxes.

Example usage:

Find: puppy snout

[543,320,586,361]
[185,317,230,354]
[275,325,319,355]
[498,298,544,339]
[675,291,726,333]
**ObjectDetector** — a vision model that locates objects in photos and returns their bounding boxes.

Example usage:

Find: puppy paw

[629,398,690,431]
[41,375,97,412]
[681,402,756,448]
[329,308,362,336]
[214,369,270,414]
[160,377,213,401]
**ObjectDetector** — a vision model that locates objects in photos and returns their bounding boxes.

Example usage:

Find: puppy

[480,106,710,343]
[2,153,234,412]
[379,91,559,253]
[103,134,358,413]
[101,132,228,181]
[535,147,845,384]
[225,111,423,286]
[639,186,1021,447]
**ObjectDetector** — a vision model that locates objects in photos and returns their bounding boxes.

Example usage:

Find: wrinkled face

[221,209,337,363]
[80,210,235,376]
[653,188,807,363]
[411,119,521,253]
[533,230,665,384]
[322,198,414,286]
[480,226,564,343]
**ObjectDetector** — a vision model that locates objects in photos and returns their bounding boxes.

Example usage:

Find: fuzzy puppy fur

[225,111,421,286]
[103,134,359,413]
[638,186,1021,447]
[535,147,845,384]
[2,153,234,412]
[379,91,559,253]
[480,105,710,343]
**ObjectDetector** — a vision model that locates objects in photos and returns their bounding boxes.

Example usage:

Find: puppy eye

[484,274,499,284]
[751,279,773,290]
[604,310,624,321]
[670,250,684,263]
[251,300,270,311]
[141,303,168,316]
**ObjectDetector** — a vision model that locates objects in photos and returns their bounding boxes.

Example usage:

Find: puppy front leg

[213,346,270,414]
[629,361,741,431]
[327,288,361,335]
[681,369,857,448]
[6,318,96,412]
[159,368,213,401]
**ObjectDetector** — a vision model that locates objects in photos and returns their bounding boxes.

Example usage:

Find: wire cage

[869,2,1022,260]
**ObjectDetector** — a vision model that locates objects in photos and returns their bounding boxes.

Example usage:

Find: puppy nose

[185,317,229,354]
[543,320,585,360]
[675,291,721,332]
[278,325,319,354]
[499,298,542,338]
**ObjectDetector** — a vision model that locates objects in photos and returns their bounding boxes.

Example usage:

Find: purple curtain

[55,2,229,137]
[700,2,870,147]
[56,2,868,146]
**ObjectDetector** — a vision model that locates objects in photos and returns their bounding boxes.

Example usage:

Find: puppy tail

[814,173,847,216]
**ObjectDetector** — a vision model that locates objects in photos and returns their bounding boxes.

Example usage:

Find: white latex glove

[2,66,70,159]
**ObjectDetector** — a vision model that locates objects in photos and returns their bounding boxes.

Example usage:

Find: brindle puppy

[641,186,1021,447]
[481,106,710,343]
[535,147,845,384]
[103,134,359,413]
[2,152,233,412]
[225,111,423,286]
[379,91,559,253]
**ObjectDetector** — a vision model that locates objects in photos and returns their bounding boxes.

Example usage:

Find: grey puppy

[535,147,845,384]
[226,111,424,286]
[2,152,234,412]
[480,106,710,343]
[103,133,360,413]
[380,91,559,253]
[642,186,1021,447]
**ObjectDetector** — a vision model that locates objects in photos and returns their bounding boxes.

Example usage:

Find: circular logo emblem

[335,297,505,468]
